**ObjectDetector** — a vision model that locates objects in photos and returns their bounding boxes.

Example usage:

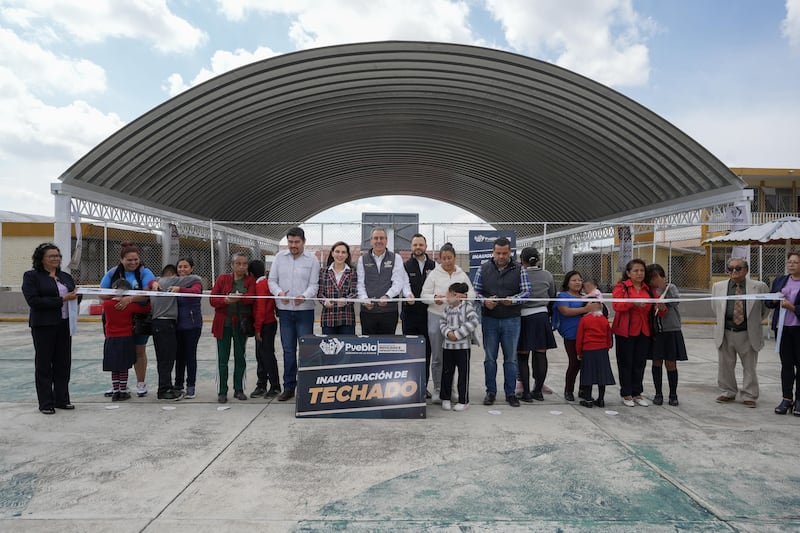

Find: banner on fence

[468,230,517,278]
[296,335,426,419]
[727,203,751,261]
[617,226,633,272]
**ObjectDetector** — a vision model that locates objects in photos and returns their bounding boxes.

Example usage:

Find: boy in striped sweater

[439,282,480,411]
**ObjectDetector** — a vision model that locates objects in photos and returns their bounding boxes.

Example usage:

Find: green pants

[217,325,247,394]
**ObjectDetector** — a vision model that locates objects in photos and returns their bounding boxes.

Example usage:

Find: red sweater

[254,276,277,331]
[210,273,256,339]
[103,300,151,338]
[611,280,652,337]
[576,313,612,355]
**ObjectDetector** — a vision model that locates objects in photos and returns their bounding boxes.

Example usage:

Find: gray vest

[362,250,397,314]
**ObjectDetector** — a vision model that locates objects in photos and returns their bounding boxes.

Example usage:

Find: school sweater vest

[362,251,397,314]
[480,261,523,319]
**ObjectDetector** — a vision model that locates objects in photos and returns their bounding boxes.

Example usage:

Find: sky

[1,0,799,223]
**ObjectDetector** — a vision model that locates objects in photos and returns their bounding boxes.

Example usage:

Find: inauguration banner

[296,335,426,419]
[468,229,517,278]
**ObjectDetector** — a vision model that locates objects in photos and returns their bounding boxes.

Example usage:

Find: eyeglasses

[45,254,62,259]
[725,266,745,273]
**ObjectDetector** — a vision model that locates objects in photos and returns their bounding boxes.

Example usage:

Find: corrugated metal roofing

[704,216,800,245]
[58,41,744,241]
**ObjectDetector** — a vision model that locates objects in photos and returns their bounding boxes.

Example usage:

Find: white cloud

[0,0,207,54]
[164,46,281,96]
[0,27,106,96]
[216,0,475,48]
[484,0,654,87]
[670,102,800,168]
[0,28,124,215]
[783,0,800,49]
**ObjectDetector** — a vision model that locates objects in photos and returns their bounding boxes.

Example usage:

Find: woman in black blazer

[21,243,78,414]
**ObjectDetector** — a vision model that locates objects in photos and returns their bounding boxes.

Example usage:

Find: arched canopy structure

[59,41,745,241]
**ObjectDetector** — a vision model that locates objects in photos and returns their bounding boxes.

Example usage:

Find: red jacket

[611,280,652,337]
[103,300,151,337]
[254,276,277,331]
[210,273,256,339]
[576,313,612,355]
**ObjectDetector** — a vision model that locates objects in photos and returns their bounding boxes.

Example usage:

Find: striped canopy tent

[703,216,800,246]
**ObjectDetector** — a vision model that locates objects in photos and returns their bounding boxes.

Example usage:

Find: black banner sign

[296,335,426,419]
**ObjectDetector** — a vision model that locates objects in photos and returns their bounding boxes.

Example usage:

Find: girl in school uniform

[646,264,688,406]
[103,279,150,401]
[576,297,615,408]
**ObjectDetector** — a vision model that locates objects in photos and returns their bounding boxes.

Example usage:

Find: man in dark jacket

[402,234,436,397]
[473,237,531,407]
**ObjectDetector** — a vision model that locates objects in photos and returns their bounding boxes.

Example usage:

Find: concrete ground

[1,317,799,532]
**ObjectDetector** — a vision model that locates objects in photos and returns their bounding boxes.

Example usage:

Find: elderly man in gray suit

[712,257,771,407]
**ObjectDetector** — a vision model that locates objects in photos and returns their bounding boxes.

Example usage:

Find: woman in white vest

[421,243,475,402]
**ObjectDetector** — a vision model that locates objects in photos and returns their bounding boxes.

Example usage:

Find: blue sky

[1,0,798,220]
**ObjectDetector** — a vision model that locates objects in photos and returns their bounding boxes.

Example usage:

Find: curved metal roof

[59,41,744,240]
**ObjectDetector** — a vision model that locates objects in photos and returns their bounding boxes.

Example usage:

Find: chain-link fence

[69,215,797,292]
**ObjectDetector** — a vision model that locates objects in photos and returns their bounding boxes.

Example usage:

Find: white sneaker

[442,400,452,411]
[136,382,148,397]
[623,398,635,407]
[635,397,649,407]
[433,390,442,405]
[453,403,469,411]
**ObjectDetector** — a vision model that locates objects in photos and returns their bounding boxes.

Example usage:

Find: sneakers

[105,387,129,397]
[453,403,469,411]
[111,391,121,402]
[483,392,496,406]
[634,397,649,407]
[233,391,248,401]
[184,387,196,399]
[442,400,452,411]
[622,397,635,407]
[507,395,520,407]
[250,387,266,398]
[579,399,594,408]
[265,386,281,398]
[136,382,148,397]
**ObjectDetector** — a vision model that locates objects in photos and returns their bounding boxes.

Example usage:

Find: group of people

[21,234,800,418]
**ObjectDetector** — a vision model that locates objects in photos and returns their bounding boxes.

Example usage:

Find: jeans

[427,313,445,391]
[278,309,315,391]
[151,319,177,394]
[482,315,521,397]
[403,311,431,383]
